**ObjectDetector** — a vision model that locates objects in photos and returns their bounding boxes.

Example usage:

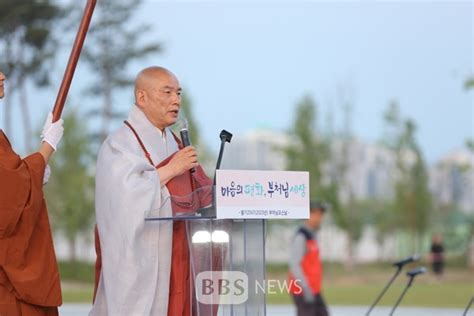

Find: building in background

[429,149,474,213]
[55,128,473,262]
[221,128,289,171]
[222,128,473,208]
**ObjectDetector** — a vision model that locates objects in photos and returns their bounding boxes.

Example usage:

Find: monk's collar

[128,105,168,144]
[155,126,167,140]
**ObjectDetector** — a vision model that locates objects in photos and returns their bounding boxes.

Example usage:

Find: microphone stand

[389,267,425,316]
[198,130,232,217]
[463,296,474,316]
[366,266,402,316]
[213,130,233,184]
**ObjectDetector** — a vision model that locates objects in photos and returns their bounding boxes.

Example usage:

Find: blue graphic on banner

[220,181,306,199]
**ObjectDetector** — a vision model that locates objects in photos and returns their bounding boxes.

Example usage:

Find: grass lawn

[63,287,94,303]
[267,282,474,308]
[60,261,473,308]
[62,280,473,308]
[267,263,474,308]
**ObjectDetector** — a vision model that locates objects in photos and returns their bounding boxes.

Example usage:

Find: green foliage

[0,0,61,86]
[284,95,329,199]
[347,199,381,242]
[366,198,399,245]
[179,93,201,147]
[81,0,162,140]
[0,0,62,146]
[464,77,473,155]
[382,102,432,251]
[284,94,367,269]
[466,139,474,153]
[58,260,95,284]
[465,76,474,90]
[443,211,474,255]
[83,0,161,94]
[45,110,95,261]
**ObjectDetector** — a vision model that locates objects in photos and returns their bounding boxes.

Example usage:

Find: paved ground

[60,304,470,315]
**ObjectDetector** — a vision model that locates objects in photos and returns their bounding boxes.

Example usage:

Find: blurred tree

[45,109,95,262]
[464,77,474,154]
[464,76,474,90]
[284,95,329,197]
[466,139,474,153]
[284,94,365,270]
[357,198,396,260]
[180,93,201,147]
[463,77,474,268]
[382,102,432,253]
[284,95,352,266]
[324,100,366,270]
[0,0,61,150]
[81,0,162,142]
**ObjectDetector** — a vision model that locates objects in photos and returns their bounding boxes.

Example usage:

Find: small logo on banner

[195,271,248,305]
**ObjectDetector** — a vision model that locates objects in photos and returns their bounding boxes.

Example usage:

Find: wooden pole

[52,0,97,122]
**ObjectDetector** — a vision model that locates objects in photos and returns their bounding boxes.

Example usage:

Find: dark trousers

[292,293,329,316]
[432,261,444,275]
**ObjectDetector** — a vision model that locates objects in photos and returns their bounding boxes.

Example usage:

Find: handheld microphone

[180,128,191,147]
[406,266,426,277]
[393,255,420,268]
[178,119,195,173]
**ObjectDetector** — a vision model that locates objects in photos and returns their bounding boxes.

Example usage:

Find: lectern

[146,185,267,316]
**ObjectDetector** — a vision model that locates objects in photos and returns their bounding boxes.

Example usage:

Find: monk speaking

[0,70,64,315]
[91,66,212,315]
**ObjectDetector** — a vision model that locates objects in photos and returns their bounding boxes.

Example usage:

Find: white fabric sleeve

[289,233,313,297]
[95,138,163,315]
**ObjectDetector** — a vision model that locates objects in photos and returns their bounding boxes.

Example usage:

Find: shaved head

[134,66,176,99]
[134,66,182,130]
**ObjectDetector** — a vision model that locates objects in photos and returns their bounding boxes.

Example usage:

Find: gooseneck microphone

[393,255,420,268]
[406,266,426,277]
[198,129,233,218]
[213,130,233,185]
[389,267,426,316]
[366,255,420,316]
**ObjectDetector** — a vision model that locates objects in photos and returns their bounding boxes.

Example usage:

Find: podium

[145,185,267,316]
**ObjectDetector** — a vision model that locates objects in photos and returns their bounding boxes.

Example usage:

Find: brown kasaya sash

[93,121,212,316]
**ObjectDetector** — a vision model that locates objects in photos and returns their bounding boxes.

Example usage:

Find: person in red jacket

[288,200,329,316]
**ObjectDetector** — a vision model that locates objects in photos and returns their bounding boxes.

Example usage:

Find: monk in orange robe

[0,70,64,315]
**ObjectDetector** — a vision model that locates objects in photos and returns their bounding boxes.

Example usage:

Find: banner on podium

[216,170,309,219]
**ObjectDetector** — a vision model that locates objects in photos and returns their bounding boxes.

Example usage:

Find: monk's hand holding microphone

[169,146,198,175]
[157,146,198,186]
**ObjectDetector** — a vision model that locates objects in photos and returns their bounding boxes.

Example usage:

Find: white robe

[90,105,179,316]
